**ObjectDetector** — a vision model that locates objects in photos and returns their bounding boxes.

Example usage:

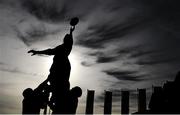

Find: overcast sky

[0,0,180,114]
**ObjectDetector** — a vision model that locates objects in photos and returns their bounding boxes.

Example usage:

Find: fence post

[121,91,129,114]
[86,90,95,114]
[104,91,112,114]
[138,89,146,113]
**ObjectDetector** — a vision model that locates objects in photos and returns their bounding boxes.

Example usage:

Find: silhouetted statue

[27,17,79,113]
[22,81,50,114]
[28,27,74,85]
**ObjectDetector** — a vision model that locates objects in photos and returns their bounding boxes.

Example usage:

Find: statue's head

[23,88,33,98]
[71,86,82,98]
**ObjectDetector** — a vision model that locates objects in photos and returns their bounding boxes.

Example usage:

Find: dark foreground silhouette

[49,86,82,114]
[23,84,82,114]
[22,17,180,114]
[148,71,180,114]
[134,71,180,114]
[22,80,50,114]
[23,17,82,114]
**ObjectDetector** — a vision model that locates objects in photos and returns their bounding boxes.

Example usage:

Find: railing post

[86,90,95,114]
[138,89,146,113]
[104,91,112,114]
[121,91,129,114]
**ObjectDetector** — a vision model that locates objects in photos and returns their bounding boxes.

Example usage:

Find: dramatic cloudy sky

[0,0,180,114]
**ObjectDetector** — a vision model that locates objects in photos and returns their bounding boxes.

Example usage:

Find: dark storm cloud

[96,56,118,63]
[81,51,119,66]
[136,56,180,66]
[86,46,135,64]
[76,17,151,49]
[88,51,119,63]
[75,0,180,75]
[84,45,156,64]
[115,45,149,58]
[81,61,93,67]
[88,51,104,57]
[132,47,180,66]
[19,0,180,54]
[21,0,67,22]
[13,25,60,46]
[75,37,105,49]
[21,0,98,23]
[116,46,141,55]
[103,69,145,82]
[130,50,159,58]
[75,0,177,50]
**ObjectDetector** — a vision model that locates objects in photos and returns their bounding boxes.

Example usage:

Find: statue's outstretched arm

[28,48,55,56]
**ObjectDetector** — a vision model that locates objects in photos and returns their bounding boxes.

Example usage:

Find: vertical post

[138,89,146,113]
[121,91,129,114]
[86,90,95,114]
[104,91,112,114]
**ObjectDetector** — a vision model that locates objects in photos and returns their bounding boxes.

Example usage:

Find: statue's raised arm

[28,17,79,57]
[69,17,79,35]
[63,17,79,56]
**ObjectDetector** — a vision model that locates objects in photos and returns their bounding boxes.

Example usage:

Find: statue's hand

[28,50,37,56]
[70,26,75,33]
